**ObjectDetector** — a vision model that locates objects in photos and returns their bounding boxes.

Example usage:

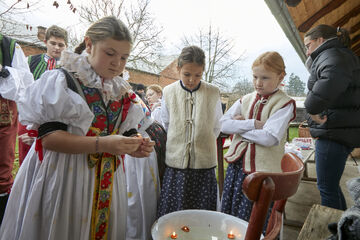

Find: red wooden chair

[242,152,304,240]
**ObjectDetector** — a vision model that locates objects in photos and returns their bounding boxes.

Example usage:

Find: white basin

[151,210,250,240]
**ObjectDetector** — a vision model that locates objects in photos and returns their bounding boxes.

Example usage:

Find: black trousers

[0,194,9,226]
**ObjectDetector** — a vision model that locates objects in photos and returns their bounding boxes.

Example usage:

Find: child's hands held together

[100,134,154,157]
[129,137,155,158]
[100,135,143,155]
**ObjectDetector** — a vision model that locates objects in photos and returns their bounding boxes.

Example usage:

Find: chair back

[242,152,304,240]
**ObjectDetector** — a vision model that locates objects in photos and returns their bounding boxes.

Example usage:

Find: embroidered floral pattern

[79,81,133,240]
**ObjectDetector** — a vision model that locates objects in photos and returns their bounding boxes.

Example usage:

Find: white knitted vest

[224,90,295,173]
[163,81,220,169]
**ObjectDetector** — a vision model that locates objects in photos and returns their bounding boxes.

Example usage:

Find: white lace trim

[60,50,132,102]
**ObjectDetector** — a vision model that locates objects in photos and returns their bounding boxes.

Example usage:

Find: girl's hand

[101,135,143,155]
[255,120,265,129]
[233,114,245,120]
[129,137,155,158]
[19,133,35,146]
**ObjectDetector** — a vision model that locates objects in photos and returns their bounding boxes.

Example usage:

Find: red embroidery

[109,101,121,112]
[98,199,110,209]
[93,115,107,130]
[85,93,101,103]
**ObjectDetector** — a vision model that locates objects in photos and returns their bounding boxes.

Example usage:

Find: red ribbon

[47,58,56,70]
[28,130,44,162]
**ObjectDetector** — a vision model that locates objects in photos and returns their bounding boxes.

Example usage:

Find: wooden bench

[297,204,343,240]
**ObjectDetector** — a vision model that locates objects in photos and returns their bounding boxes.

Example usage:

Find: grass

[288,126,299,142]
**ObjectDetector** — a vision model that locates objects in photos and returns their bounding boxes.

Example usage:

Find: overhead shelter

[265,0,360,62]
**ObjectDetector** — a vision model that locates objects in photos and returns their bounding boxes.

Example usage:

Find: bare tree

[181,24,245,90]
[78,0,164,72]
[0,0,76,40]
[0,0,76,17]
[0,0,37,34]
[232,76,253,97]
[0,0,39,17]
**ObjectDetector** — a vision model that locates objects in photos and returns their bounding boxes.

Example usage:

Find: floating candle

[181,226,190,232]
[227,231,235,239]
[170,232,177,239]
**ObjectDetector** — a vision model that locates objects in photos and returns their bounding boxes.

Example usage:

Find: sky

[4,0,309,88]
[149,0,309,85]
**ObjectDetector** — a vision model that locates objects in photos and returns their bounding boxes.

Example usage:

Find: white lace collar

[60,50,132,103]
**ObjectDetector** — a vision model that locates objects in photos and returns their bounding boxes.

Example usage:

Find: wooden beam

[353,42,360,50]
[333,4,360,27]
[286,0,302,7]
[352,42,360,55]
[350,21,360,34]
[298,0,347,33]
[352,34,360,45]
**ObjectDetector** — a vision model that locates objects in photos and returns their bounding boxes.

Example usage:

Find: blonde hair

[147,84,163,96]
[252,51,286,75]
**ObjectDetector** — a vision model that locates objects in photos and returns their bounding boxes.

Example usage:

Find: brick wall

[19,44,46,56]
[159,75,177,87]
[127,69,159,86]
[160,59,179,80]
[127,68,177,88]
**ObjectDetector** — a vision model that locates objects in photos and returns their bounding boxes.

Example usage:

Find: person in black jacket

[304,24,360,210]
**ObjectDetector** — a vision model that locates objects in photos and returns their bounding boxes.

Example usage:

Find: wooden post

[217,133,228,200]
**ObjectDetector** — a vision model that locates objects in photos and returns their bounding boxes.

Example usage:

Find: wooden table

[301,149,317,182]
[297,204,343,240]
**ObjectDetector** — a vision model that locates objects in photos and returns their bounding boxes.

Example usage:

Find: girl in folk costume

[146,84,163,124]
[125,83,166,240]
[157,46,223,217]
[220,51,296,222]
[0,16,155,240]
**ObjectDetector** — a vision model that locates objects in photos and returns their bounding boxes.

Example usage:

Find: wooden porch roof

[265,0,360,62]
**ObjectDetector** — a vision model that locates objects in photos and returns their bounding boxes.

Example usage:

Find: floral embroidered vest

[78,79,135,240]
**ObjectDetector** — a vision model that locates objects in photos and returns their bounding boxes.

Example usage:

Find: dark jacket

[304,38,360,148]
[28,53,47,80]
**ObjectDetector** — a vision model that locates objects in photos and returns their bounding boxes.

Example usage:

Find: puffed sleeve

[17,69,94,135]
[0,43,34,101]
